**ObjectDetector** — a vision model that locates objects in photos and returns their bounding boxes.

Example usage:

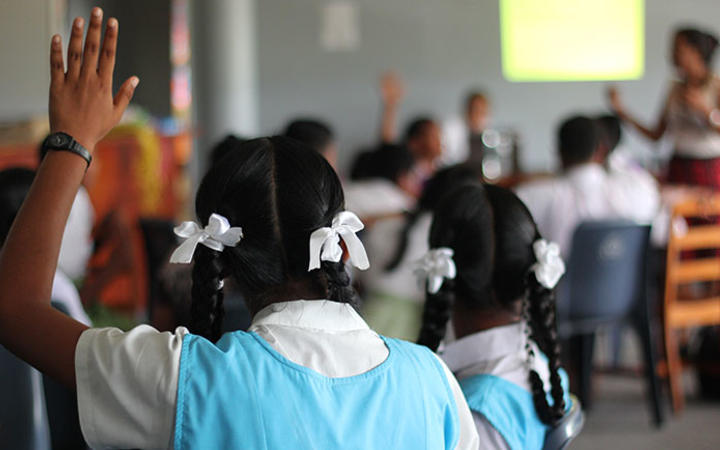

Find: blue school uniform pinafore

[173,331,460,449]
[459,364,570,450]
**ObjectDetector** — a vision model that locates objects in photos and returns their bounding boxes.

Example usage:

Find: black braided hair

[384,165,480,272]
[417,279,455,351]
[189,246,225,341]
[417,183,566,425]
[190,136,355,342]
[525,276,566,425]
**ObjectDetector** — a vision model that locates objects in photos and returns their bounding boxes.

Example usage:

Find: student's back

[74,137,478,449]
[516,115,658,256]
[417,184,574,450]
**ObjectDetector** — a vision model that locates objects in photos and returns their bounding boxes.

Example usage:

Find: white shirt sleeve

[75,325,188,450]
[433,354,480,450]
[473,412,511,450]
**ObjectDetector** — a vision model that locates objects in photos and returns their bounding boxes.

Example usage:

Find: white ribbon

[414,247,457,294]
[308,211,370,271]
[530,239,565,289]
[170,213,244,264]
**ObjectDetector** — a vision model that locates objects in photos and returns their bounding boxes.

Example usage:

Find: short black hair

[595,114,622,154]
[557,115,599,168]
[283,119,334,155]
[404,117,435,142]
[349,144,414,182]
[209,135,248,167]
[464,90,488,111]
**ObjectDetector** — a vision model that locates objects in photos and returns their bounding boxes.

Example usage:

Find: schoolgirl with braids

[416,183,572,450]
[0,10,480,449]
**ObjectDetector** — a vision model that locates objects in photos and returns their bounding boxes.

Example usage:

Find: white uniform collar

[250,299,370,333]
[441,322,527,374]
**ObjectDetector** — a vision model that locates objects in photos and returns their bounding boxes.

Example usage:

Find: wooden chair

[663,193,720,412]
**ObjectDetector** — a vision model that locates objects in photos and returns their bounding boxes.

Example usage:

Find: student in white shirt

[516,115,659,256]
[443,91,491,166]
[344,143,418,220]
[0,11,479,449]
[416,183,572,450]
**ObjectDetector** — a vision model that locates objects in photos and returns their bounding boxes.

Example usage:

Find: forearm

[0,151,89,385]
[0,152,86,310]
[380,103,399,144]
[619,111,665,142]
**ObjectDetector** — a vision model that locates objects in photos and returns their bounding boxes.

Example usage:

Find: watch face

[49,133,71,148]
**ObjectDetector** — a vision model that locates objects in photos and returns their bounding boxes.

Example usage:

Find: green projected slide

[500,0,645,82]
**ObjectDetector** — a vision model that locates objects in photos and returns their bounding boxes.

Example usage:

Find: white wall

[0,0,64,122]
[255,0,720,172]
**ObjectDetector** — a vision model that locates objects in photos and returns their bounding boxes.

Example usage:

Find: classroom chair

[556,220,663,426]
[0,345,51,450]
[543,394,585,450]
[663,194,720,413]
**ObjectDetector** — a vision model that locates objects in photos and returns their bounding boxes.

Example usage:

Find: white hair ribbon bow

[170,213,244,264]
[414,247,457,294]
[530,239,565,289]
[308,211,370,271]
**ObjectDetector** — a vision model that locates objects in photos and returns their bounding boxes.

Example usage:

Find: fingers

[113,76,140,119]
[98,18,118,81]
[50,35,64,87]
[81,7,103,78]
[66,17,85,80]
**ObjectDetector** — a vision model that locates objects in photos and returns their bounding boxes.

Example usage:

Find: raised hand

[49,7,138,151]
[606,86,625,116]
[380,71,405,107]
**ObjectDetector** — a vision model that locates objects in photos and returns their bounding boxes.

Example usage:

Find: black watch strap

[42,132,92,167]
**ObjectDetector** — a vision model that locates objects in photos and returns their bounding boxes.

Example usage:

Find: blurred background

[2,1,720,449]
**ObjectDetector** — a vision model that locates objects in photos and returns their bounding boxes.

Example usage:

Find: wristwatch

[41,132,92,167]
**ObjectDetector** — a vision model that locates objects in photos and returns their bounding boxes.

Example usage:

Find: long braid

[417,280,455,351]
[321,260,358,307]
[190,245,225,342]
[525,274,566,425]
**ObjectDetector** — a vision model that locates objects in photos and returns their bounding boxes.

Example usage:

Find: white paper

[320,1,360,52]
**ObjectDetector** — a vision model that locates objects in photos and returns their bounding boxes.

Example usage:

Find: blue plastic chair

[556,220,663,426]
[0,345,51,450]
[543,395,585,450]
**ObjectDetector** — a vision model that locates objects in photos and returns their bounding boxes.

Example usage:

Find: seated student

[377,72,443,181]
[405,117,444,181]
[361,165,479,340]
[283,118,338,169]
[595,115,660,224]
[516,115,659,256]
[344,143,419,220]
[0,168,90,325]
[416,183,571,450]
[443,90,492,166]
[0,10,478,449]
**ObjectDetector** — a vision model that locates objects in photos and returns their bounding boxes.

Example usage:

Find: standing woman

[609,28,720,187]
